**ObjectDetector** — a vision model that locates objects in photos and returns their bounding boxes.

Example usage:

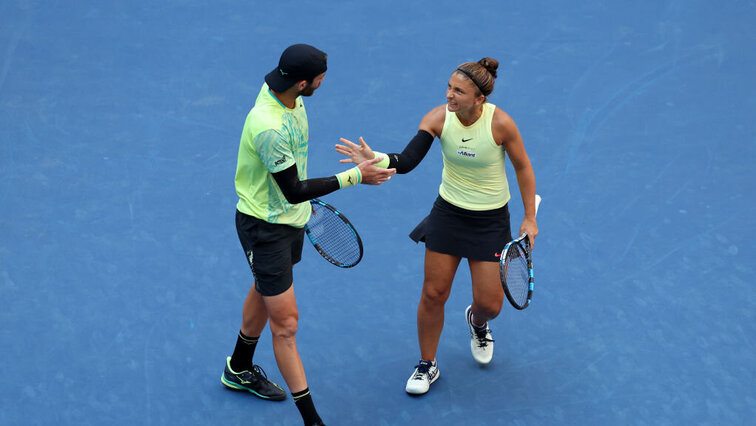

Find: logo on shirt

[274,155,288,166]
[461,138,473,142]
[457,150,476,158]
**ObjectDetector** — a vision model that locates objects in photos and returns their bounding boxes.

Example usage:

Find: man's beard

[298,82,316,97]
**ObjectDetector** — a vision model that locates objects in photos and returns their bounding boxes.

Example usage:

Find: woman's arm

[493,108,539,246]
[335,105,446,174]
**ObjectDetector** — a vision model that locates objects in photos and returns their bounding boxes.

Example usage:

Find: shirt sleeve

[253,128,296,173]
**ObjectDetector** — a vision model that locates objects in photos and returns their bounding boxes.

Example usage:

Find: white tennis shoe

[466,305,494,364]
[405,360,439,395]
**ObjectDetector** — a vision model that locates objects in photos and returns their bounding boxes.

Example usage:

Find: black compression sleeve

[386,130,434,174]
[271,165,340,204]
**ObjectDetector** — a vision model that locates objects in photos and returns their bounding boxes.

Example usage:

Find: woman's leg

[417,249,462,361]
[468,259,505,325]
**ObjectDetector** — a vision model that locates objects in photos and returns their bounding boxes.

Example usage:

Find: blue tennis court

[2,1,754,424]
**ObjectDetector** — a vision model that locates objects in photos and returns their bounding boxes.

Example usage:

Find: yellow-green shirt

[234,83,311,227]
[438,103,511,210]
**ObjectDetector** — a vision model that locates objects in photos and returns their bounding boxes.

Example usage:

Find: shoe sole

[221,375,286,401]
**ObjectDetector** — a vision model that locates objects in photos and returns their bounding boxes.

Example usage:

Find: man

[221,44,395,426]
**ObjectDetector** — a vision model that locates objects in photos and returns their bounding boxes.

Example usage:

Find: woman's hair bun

[478,57,499,79]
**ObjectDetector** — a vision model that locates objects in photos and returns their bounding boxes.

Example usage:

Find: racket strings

[307,204,361,266]
[504,245,529,305]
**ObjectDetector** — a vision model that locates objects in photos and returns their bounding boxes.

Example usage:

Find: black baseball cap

[265,44,328,92]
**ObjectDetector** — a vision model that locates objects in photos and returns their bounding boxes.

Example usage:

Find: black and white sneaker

[405,360,439,395]
[466,305,494,364]
[221,356,286,401]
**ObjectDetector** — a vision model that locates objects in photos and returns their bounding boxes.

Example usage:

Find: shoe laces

[412,361,433,379]
[474,327,494,347]
[251,365,269,379]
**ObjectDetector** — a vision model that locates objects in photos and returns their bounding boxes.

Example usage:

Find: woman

[336,57,538,395]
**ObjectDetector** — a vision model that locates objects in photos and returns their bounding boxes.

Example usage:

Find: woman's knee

[473,298,503,319]
[421,281,452,306]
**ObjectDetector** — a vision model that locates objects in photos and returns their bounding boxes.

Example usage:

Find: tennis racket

[304,198,364,268]
[499,194,542,310]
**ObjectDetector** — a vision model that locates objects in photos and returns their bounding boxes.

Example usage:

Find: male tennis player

[221,44,395,426]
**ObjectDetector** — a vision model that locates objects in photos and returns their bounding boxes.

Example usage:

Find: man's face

[298,72,326,97]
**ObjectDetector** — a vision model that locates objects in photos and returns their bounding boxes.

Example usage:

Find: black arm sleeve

[386,130,434,174]
[271,165,341,204]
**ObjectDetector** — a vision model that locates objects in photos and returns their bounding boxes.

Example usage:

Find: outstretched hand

[336,137,377,164]
[358,157,396,185]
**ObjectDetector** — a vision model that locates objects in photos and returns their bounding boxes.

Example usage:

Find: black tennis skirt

[409,196,512,262]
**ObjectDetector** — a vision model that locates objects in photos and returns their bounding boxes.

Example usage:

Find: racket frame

[499,194,541,310]
[500,235,533,310]
[304,198,364,268]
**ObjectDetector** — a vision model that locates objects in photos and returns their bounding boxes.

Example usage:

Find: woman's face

[446,72,483,113]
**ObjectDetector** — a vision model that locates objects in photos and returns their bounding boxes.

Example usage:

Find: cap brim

[265,68,296,93]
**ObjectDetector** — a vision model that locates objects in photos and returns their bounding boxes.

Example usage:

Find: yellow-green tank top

[438,103,511,210]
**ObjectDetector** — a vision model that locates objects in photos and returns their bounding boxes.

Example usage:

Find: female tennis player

[336,57,538,395]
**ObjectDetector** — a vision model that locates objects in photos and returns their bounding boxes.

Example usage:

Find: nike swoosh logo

[494,253,501,257]
[461,138,473,142]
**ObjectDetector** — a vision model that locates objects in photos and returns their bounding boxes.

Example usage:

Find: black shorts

[409,196,512,262]
[235,210,305,296]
